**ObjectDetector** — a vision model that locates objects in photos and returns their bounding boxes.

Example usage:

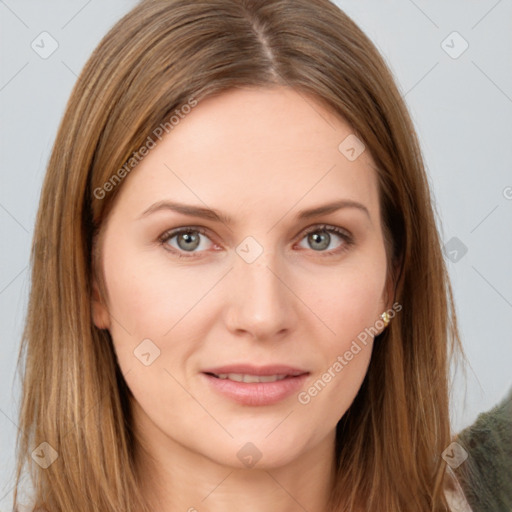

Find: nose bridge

[225,237,295,337]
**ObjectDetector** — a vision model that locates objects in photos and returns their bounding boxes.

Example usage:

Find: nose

[223,247,298,341]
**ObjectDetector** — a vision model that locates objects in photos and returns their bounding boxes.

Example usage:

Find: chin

[203,431,314,471]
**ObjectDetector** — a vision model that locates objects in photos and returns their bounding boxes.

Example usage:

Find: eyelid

[299,223,351,239]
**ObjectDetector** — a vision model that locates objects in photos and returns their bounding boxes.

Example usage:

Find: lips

[201,364,309,406]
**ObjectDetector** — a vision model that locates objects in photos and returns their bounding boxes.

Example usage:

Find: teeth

[257,375,282,383]
[215,373,288,383]
[241,374,261,383]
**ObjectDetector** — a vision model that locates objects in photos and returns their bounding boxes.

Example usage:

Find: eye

[159,227,216,258]
[158,224,354,259]
[296,224,353,256]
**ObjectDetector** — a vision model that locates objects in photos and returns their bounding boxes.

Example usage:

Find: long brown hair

[13,0,465,510]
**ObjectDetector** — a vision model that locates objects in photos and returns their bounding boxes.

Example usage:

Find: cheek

[302,346,373,430]
[295,257,385,413]
[103,243,211,335]
[297,287,377,426]
[101,250,209,421]
[304,259,387,344]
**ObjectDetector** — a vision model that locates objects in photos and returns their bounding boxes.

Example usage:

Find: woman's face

[92,86,392,470]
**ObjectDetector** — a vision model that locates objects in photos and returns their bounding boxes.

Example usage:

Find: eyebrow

[139,199,370,224]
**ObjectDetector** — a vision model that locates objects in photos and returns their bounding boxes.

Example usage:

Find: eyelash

[158,224,354,259]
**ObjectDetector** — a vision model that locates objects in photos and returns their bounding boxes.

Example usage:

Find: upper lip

[202,364,309,377]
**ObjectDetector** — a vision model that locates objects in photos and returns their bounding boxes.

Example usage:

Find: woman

[13,0,468,510]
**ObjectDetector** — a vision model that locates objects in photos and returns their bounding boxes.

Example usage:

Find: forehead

[112,86,380,224]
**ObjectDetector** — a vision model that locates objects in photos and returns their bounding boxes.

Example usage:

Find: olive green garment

[454,386,512,512]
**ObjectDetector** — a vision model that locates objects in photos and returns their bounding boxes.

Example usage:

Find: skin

[92,86,393,512]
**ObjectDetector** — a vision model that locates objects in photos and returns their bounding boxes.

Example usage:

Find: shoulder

[444,472,473,512]
[453,386,512,511]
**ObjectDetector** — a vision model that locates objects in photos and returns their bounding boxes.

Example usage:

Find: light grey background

[1,0,511,508]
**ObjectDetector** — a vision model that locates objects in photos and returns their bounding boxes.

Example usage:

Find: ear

[91,277,111,330]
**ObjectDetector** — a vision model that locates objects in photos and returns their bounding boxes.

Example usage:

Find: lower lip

[201,373,309,406]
